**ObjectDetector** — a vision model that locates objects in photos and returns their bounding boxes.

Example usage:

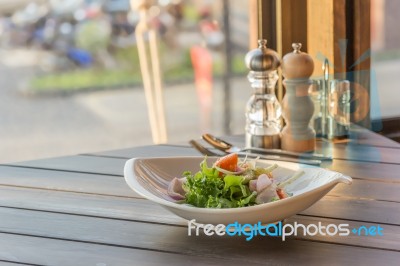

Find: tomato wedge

[214,153,238,172]
[276,188,286,199]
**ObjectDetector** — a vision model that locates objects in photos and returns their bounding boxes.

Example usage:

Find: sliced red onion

[255,186,279,204]
[256,174,272,193]
[167,177,186,201]
[249,180,257,192]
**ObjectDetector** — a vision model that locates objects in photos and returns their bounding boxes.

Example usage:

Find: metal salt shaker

[244,39,281,149]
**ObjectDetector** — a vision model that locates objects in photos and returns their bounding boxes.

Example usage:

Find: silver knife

[202,133,332,161]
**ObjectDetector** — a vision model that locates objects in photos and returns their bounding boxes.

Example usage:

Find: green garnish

[183,158,257,208]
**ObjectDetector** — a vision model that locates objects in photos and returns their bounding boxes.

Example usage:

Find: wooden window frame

[249,0,371,128]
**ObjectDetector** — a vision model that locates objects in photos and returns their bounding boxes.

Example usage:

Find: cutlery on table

[202,133,332,161]
[189,139,322,166]
[189,140,222,156]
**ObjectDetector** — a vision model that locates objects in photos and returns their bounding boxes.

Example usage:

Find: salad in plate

[167,153,304,208]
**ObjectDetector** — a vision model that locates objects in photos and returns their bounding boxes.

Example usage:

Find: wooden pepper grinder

[281,43,316,152]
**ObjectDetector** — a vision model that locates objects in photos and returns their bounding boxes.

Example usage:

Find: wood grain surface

[0,128,399,264]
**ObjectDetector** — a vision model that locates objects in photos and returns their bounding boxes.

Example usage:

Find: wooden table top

[0,127,399,265]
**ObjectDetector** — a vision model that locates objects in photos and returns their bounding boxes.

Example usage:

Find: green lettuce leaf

[183,157,257,208]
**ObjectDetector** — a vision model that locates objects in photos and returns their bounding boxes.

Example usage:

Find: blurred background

[0,0,399,163]
[0,0,251,163]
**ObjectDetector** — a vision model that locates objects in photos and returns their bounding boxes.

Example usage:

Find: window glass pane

[0,0,250,163]
[371,0,400,120]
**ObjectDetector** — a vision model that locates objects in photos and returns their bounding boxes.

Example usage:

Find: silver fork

[189,139,322,166]
[189,140,222,156]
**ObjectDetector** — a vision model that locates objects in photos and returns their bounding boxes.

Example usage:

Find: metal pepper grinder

[281,43,316,152]
[244,39,281,149]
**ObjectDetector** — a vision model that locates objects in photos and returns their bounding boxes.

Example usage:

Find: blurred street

[0,48,250,163]
[0,0,254,163]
